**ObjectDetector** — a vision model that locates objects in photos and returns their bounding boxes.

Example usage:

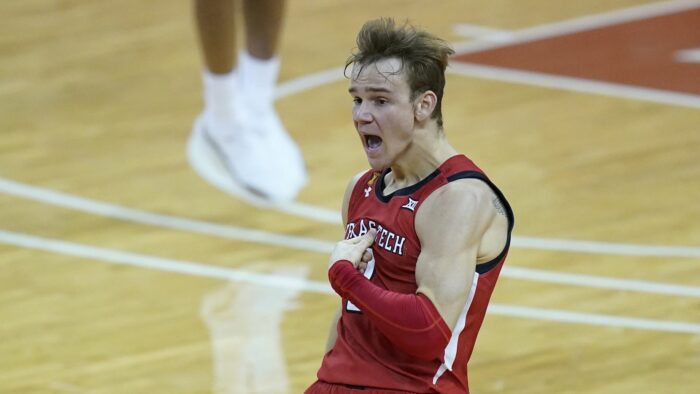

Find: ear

[414,90,438,122]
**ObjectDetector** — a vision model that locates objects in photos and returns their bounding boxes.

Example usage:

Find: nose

[353,102,372,124]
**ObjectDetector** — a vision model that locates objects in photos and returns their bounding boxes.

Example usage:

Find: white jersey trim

[432,272,480,385]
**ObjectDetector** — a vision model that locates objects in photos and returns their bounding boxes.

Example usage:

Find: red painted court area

[455,8,700,95]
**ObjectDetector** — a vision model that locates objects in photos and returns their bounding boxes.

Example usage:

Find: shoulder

[415,178,498,242]
[419,178,496,217]
[343,170,366,198]
[341,170,370,225]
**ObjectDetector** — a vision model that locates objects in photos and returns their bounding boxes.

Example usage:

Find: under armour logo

[364,187,372,197]
[401,197,418,211]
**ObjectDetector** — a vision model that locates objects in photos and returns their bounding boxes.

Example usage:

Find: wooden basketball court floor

[1,0,699,393]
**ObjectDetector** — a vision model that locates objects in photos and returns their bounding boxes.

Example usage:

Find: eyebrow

[348,86,393,94]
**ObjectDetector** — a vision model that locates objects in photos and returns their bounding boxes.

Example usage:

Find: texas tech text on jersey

[345,219,406,256]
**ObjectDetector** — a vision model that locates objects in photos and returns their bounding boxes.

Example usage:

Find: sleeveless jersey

[316,154,515,393]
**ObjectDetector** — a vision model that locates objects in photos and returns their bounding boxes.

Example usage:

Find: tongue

[367,135,382,149]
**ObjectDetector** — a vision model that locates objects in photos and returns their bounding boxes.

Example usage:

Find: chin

[366,156,388,171]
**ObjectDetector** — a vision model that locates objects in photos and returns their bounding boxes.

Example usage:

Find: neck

[386,125,457,189]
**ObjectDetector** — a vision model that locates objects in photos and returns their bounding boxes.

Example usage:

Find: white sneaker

[201,106,308,202]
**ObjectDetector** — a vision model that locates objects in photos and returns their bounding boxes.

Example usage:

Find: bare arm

[415,179,508,328]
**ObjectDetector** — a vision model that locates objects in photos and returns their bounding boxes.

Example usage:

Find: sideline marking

[1,229,698,335]
[505,266,700,298]
[449,62,700,108]
[1,224,696,297]
[676,48,700,63]
[0,178,333,254]
[448,0,700,108]
[451,0,700,55]
[489,304,700,335]
[510,235,700,259]
[452,23,515,42]
[2,177,699,261]
[0,229,331,293]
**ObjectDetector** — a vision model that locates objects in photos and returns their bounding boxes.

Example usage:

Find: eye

[375,98,388,105]
[353,97,362,105]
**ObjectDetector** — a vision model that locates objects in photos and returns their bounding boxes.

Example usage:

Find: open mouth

[364,134,383,151]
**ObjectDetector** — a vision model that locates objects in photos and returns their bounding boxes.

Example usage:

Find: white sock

[237,51,280,113]
[202,69,237,121]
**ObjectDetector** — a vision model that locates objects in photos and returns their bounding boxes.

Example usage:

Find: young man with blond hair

[306,18,514,393]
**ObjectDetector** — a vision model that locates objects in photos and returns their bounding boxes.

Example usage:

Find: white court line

[2,175,700,301]
[505,266,700,298]
[489,304,700,335]
[448,62,700,109]
[451,0,700,55]
[447,0,700,108]
[0,229,330,293]
[676,48,700,63]
[452,23,516,42]
[1,229,699,335]
[0,178,333,254]
[511,235,700,259]
[2,177,700,261]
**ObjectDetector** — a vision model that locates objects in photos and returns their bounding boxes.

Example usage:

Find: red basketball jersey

[315,154,514,393]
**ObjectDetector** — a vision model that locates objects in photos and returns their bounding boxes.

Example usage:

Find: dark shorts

[305,380,419,394]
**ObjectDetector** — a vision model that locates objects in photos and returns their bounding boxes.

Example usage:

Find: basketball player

[192,0,307,202]
[306,18,514,393]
